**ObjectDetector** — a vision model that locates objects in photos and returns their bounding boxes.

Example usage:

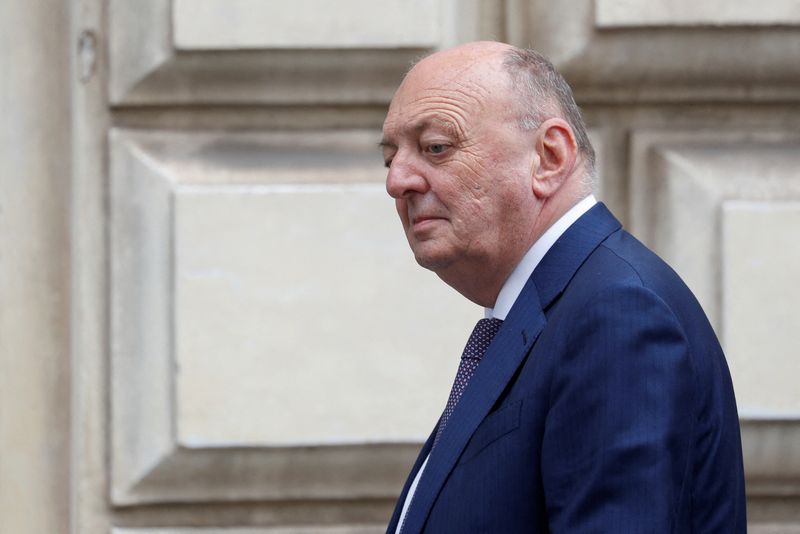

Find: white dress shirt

[395,195,598,533]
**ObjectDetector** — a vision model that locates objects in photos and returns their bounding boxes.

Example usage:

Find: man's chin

[412,249,454,273]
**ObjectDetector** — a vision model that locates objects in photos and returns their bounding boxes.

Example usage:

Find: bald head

[402,41,514,85]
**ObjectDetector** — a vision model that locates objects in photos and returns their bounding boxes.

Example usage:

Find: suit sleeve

[541,282,695,533]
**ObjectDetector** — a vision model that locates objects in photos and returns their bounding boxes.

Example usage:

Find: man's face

[381,50,540,280]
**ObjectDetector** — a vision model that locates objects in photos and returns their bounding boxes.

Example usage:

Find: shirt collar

[485,195,597,320]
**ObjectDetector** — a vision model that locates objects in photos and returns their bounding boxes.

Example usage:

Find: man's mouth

[410,215,447,231]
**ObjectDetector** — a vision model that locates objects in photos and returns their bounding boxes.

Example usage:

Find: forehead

[382,55,510,139]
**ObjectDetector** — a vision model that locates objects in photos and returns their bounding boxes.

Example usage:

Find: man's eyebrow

[412,118,456,135]
[379,118,457,149]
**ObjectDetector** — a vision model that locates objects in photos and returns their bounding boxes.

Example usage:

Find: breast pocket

[459,399,523,464]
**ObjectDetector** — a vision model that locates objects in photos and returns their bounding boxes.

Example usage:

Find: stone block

[722,201,800,415]
[172,0,440,49]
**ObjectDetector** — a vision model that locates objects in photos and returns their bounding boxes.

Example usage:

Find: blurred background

[1,0,799,532]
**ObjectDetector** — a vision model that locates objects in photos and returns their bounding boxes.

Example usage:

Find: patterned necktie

[433,317,503,448]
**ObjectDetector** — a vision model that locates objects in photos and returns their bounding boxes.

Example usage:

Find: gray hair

[502,48,596,180]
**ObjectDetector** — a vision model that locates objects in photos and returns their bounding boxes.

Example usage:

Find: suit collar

[397,203,621,533]
[532,202,621,310]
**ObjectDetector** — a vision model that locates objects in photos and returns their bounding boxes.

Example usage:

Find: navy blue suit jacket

[387,203,746,533]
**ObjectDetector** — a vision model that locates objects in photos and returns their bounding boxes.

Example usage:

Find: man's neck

[486,194,597,319]
[435,256,519,308]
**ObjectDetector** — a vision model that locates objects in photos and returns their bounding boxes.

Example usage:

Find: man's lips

[410,215,447,231]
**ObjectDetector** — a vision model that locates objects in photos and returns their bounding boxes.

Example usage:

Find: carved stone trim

[595,0,800,28]
[742,418,800,497]
[107,0,494,106]
[506,0,800,103]
[628,130,800,499]
[109,128,471,505]
[629,129,800,332]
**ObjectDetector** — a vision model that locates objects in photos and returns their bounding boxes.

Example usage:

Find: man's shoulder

[551,228,673,299]
[581,228,695,305]
[552,227,716,344]
[562,227,725,373]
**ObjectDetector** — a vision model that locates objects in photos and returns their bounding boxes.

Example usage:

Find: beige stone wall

[1,1,798,532]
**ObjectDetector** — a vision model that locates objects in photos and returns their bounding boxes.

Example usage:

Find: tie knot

[462,318,503,361]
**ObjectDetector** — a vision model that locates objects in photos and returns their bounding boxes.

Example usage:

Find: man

[380,41,746,533]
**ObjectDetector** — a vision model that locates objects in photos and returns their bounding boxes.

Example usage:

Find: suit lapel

[399,282,546,534]
[398,202,621,533]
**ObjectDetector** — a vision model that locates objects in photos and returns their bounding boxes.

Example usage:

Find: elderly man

[380,42,746,533]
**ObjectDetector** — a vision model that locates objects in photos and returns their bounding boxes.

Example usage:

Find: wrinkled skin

[381,43,543,306]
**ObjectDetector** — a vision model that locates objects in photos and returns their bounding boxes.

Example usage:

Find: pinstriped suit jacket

[387,203,746,533]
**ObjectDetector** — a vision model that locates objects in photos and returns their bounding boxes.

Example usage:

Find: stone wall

[1,1,798,532]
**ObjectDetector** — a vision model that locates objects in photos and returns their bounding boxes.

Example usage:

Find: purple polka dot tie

[433,318,503,448]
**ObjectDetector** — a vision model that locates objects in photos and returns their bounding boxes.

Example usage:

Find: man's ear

[532,118,578,199]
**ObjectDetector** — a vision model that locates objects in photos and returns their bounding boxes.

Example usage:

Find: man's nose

[385,156,429,199]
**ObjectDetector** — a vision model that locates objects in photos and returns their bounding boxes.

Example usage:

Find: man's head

[381,41,593,306]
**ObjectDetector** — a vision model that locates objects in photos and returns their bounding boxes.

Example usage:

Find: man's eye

[428,143,447,154]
